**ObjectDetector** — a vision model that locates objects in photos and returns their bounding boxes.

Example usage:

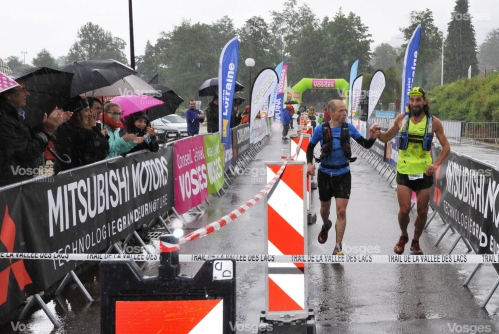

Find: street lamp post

[245,58,255,99]
[21,51,27,65]
[128,0,135,70]
[441,33,444,86]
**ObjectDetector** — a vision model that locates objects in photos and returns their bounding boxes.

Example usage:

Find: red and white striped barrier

[179,133,305,244]
[265,161,308,319]
[290,134,309,162]
[301,127,313,137]
[116,299,224,333]
[290,134,311,213]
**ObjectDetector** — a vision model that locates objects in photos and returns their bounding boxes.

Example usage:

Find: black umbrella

[284,100,299,105]
[145,84,184,120]
[13,67,74,128]
[59,59,136,97]
[198,77,244,97]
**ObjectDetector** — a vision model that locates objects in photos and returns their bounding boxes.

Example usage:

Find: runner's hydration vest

[319,122,356,163]
[399,112,433,151]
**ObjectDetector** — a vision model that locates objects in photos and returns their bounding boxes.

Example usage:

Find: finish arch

[291,78,349,105]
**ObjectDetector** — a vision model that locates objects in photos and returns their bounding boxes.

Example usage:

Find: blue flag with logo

[219,37,239,143]
[401,24,421,113]
[268,61,284,118]
[348,59,359,122]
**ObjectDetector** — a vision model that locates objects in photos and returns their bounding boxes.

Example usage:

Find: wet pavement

[2,125,499,333]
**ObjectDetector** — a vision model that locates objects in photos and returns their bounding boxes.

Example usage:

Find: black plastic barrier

[100,236,236,333]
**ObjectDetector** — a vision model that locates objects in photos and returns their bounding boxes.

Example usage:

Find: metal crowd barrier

[463,122,499,144]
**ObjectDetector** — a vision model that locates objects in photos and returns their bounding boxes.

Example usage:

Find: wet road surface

[2,126,499,333]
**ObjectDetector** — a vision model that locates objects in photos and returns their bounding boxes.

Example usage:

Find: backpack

[316,122,357,164]
[399,112,433,151]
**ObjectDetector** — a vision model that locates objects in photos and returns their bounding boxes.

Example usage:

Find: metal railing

[441,120,463,143]
[463,122,499,144]
[368,117,470,144]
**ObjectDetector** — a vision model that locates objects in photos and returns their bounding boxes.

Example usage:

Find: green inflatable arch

[291,78,349,106]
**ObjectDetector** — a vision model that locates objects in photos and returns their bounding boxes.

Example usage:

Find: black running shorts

[317,170,351,201]
[396,172,433,191]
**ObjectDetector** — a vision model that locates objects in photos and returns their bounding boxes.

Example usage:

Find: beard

[409,105,424,117]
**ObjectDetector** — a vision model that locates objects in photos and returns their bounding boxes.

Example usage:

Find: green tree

[429,73,499,122]
[238,16,281,100]
[56,56,68,67]
[399,9,442,87]
[269,0,317,62]
[478,28,499,70]
[154,18,238,103]
[32,49,57,68]
[136,41,161,82]
[424,60,443,90]
[67,22,128,64]
[371,43,399,70]
[5,56,31,75]
[287,23,323,81]
[319,10,373,80]
[444,0,479,83]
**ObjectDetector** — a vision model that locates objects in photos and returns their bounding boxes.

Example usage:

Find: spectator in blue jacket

[185,100,204,135]
[281,105,291,140]
[102,102,143,158]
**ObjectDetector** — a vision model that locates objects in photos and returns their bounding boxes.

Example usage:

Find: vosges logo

[447,323,492,333]
[10,165,52,176]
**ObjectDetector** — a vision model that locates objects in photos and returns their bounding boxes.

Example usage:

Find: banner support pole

[463,263,482,286]
[480,277,499,308]
[56,270,94,302]
[19,294,61,327]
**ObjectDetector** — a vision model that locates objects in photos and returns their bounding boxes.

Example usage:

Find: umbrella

[145,83,184,120]
[110,95,164,117]
[12,67,74,128]
[60,59,136,97]
[198,77,244,97]
[84,74,156,97]
[284,100,299,105]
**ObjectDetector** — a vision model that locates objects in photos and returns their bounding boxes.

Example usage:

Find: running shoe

[410,239,423,255]
[318,220,333,244]
[394,235,409,254]
[333,243,343,255]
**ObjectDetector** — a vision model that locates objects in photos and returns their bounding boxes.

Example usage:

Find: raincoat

[122,114,159,155]
[104,123,135,158]
[53,123,109,173]
[0,101,47,186]
[186,108,204,134]
[206,102,219,133]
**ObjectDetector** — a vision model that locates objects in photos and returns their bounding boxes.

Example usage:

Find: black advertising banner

[234,124,250,160]
[369,126,387,161]
[231,126,239,162]
[0,147,174,318]
[430,147,499,258]
[371,140,387,161]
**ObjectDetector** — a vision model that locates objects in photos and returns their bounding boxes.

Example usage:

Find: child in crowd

[122,112,158,155]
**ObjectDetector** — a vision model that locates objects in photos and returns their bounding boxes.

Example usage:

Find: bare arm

[377,113,404,143]
[426,116,450,175]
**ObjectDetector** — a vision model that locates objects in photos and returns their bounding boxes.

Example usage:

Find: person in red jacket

[288,104,295,129]
[323,104,330,123]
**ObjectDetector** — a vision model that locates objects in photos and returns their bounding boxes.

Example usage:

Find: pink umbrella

[110,94,164,117]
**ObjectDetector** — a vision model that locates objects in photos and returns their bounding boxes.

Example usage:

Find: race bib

[408,174,423,180]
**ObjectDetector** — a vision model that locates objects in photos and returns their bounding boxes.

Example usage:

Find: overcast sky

[1,0,497,65]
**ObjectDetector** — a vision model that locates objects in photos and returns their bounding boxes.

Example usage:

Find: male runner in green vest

[375,87,450,255]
